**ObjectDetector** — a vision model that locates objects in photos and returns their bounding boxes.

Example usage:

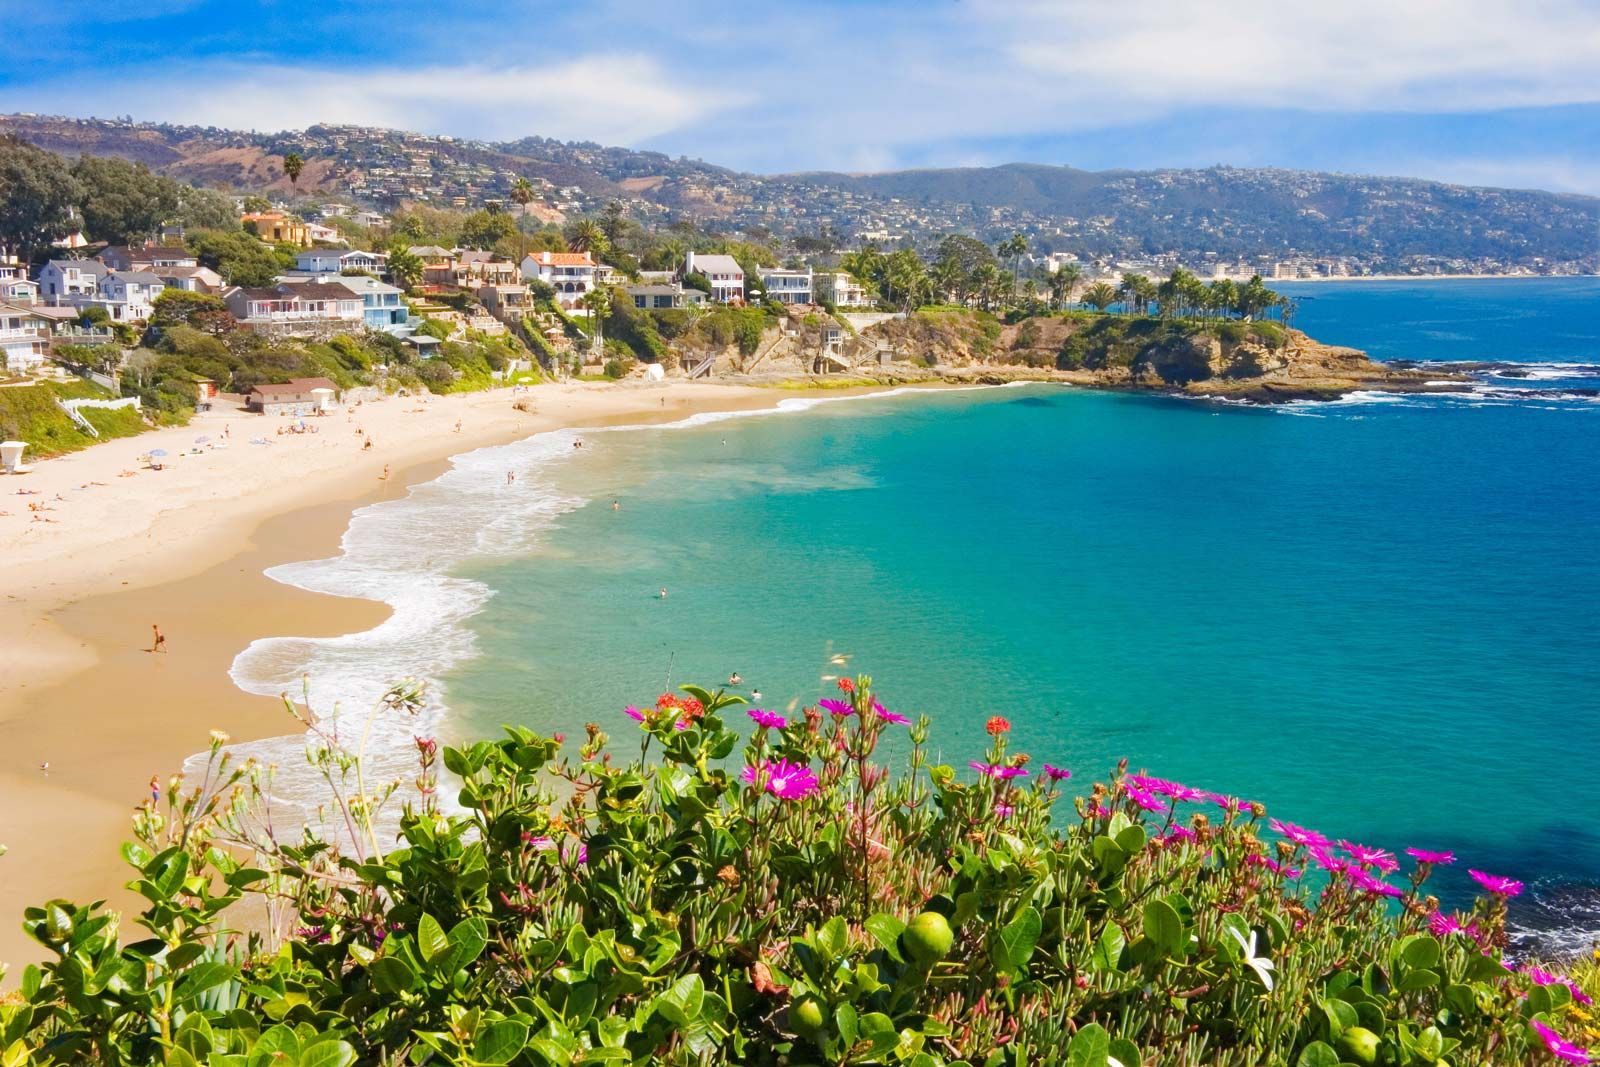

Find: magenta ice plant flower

[1124,784,1166,814]
[818,698,853,717]
[1042,764,1071,781]
[1270,819,1330,849]
[624,705,646,723]
[1405,847,1456,866]
[1347,867,1405,899]
[878,708,911,725]
[1530,1020,1590,1065]
[1468,869,1524,897]
[747,708,787,729]
[1341,841,1399,873]
[742,758,820,801]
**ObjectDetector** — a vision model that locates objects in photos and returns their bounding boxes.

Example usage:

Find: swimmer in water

[659,587,668,599]
[728,672,743,686]
[751,688,762,701]
[612,499,620,510]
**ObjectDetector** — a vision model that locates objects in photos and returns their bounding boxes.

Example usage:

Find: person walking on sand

[380,464,390,482]
[150,775,160,804]
[507,470,516,485]
[151,624,167,653]
[455,419,462,433]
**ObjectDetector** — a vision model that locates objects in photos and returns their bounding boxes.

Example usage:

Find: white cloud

[21,54,725,145]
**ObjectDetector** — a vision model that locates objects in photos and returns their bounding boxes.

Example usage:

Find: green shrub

[3,675,1585,1066]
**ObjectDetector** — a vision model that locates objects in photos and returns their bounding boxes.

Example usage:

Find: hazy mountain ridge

[3,114,1596,269]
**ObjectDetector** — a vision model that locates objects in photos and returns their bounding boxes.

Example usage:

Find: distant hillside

[2,114,1595,270]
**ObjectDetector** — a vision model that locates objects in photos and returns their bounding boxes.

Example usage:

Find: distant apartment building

[756,266,813,305]
[521,250,596,309]
[683,252,744,304]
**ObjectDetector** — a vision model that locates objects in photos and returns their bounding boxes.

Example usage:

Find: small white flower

[1227,925,1276,992]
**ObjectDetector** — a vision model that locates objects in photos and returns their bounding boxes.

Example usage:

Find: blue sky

[6,0,1600,194]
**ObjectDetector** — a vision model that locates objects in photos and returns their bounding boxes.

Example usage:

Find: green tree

[1121,273,1156,316]
[998,232,1028,300]
[598,200,630,247]
[564,218,608,257]
[1049,264,1081,310]
[386,242,424,292]
[282,152,304,192]
[459,209,517,251]
[186,228,285,286]
[933,234,996,306]
[0,136,82,262]
[149,289,228,329]
[1081,281,1119,312]
[176,184,239,231]
[71,154,180,246]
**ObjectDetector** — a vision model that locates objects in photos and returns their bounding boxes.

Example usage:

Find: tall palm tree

[510,177,535,213]
[1051,264,1082,310]
[997,233,1028,303]
[566,219,608,257]
[282,152,304,193]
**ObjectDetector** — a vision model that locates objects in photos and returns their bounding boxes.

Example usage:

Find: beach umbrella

[149,448,169,457]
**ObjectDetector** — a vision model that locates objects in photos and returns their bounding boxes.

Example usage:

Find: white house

[99,245,197,271]
[294,248,387,275]
[0,302,52,373]
[38,260,108,302]
[757,266,813,305]
[154,264,224,293]
[815,271,869,307]
[223,282,364,328]
[624,282,706,310]
[520,251,596,309]
[94,271,166,321]
[0,262,39,304]
[684,252,745,304]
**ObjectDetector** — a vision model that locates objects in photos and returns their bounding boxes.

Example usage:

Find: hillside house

[38,259,108,302]
[683,252,745,304]
[223,283,364,329]
[815,271,869,307]
[332,275,410,331]
[94,271,166,320]
[476,283,533,320]
[241,212,313,247]
[624,282,706,310]
[0,302,52,373]
[154,265,223,293]
[99,245,197,271]
[521,251,596,309]
[295,248,388,275]
[757,266,813,305]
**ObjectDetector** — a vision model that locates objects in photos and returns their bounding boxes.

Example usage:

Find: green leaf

[368,956,417,994]
[1142,899,1184,956]
[299,1041,357,1067]
[1091,923,1125,973]
[1066,1022,1110,1067]
[993,906,1042,973]
[1108,1037,1141,1067]
[417,913,449,964]
[656,973,704,1026]
[1296,1041,1341,1067]
[1398,969,1439,992]
[447,917,489,970]
[817,916,848,960]
[474,1020,529,1066]
[836,1002,859,1047]
[1322,998,1358,1037]
[1114,823,1147,854]
[865,913,906,960]
[1401,934,1441,971]
[1414,1026,1444,1063]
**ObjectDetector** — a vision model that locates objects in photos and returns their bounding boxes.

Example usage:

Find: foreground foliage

[2,677,1594,1066]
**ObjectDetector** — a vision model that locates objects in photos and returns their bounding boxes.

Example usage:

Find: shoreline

[1269,273,1598,284]
[0,380,858,969]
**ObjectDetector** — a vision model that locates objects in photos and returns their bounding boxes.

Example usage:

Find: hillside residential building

[683,252,745,303]
[94,271,165,320]
[246,376,341,415]
[0,302,52,372]
[0,262,39,304]
[295,248,387,275]
[476,283,533,320]
[99,245,197,271]
[38,259,108,302]
[154,265,223,293]
[241,212,313,247]
[521,251,596,309]
[624,282,706,310]
[757,266,813,305]
[456,250,520,286]
[814,271,869,307]
[223,283,363,328]
[306,222,345,245]
[333,275,410,331]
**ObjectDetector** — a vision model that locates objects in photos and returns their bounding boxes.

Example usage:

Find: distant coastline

[1271,273,1599,284]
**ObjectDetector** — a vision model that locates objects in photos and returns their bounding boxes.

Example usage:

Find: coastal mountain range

[3,113,1598,270]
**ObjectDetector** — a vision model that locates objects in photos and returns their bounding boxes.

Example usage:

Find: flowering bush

[2,676,1595,1065]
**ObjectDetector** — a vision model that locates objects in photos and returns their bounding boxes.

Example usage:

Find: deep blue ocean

[239,278,1600,952]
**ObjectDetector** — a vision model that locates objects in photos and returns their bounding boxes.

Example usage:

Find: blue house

[334,275,410,332]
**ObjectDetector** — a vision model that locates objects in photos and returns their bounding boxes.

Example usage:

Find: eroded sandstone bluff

[844,311,1464,402]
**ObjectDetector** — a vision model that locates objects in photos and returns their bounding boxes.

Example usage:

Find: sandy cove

[0,379,817,969]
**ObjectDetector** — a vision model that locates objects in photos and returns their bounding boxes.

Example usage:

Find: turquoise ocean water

[234,278,1600,952]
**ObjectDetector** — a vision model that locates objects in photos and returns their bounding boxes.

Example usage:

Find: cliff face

[858,312,1458,401]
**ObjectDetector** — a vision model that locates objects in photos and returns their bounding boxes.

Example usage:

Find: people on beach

[151,624,166,653]
[380,464,390,482]
[150,775,160,804]
[454,420,462,433]
[506,470,516,485]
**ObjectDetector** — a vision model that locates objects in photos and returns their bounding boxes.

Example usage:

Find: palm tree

[1081,282,1118,312]
[510,177,535,213]
[386,243,423,292]
[282,152,304,193]
[1208,279,1239,320]
[1120,273,1155,317]
[1050,264,1082,310]
[997,233,1028,303]
[566,219,608,257]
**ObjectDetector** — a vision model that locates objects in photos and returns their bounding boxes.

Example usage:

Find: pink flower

[1341,841,1399,873]
[565,843,588,865]
[1124,784,1166,813]
[1247,852,1300,879]
[872,701,911,726]
[969,761,1027,780]
[1089,803,1113,818]
[1270,819,1330,849]
[748,708,787,729]
[624,705,646,722]
[1156,826,1196,845]
[1209,792,1243,814]
[1468,869,1524,897]
[1347,867,1404,898]
[1042,764,1071,781]
[994,803,1014,819]
[1428,911,1464,937]
[1531,1020,1590,1065]
[523,834,556,852]
[741,759,820,801]
[1405,847,1456,866]
[818,698,853,718]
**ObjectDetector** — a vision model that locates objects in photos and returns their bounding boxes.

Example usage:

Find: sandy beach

[0,379,804,968]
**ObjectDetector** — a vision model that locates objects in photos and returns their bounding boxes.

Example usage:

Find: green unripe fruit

[787,995,826,1036]
[1336,1026,1381,1066]
[903,911,955,966]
